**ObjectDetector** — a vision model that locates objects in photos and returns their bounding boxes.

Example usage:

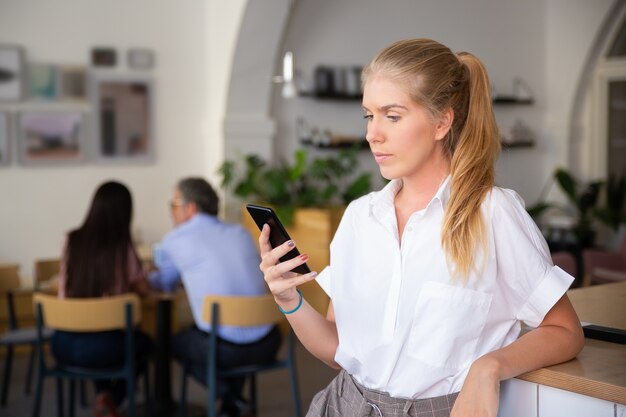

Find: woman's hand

[258,224,318,309]
[450,356,500,417]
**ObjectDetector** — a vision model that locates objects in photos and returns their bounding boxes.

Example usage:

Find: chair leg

[127,371,135,417]
[288,362,302,417]
[179,361,188,417]
[208,370,217,417]
[30,368,44,417]
[1,345,13,406]
[25,343,36,395]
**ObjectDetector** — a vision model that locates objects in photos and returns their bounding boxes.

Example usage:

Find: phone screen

[246,204,311,274]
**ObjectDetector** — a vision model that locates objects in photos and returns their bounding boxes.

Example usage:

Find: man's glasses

[169,199,185,209]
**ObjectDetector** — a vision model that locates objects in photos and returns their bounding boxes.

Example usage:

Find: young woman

[259,39,584,417]
[53,181,152,417]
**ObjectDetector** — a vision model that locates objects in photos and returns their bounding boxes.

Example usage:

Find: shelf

[501,140,534,149]
[298,91,362,101]
[300,138,369,150]
[492,96,534,105]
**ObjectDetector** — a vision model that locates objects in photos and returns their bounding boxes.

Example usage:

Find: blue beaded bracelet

[278,289,303,314]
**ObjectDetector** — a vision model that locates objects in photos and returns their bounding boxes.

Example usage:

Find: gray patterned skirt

[307,370,459,417]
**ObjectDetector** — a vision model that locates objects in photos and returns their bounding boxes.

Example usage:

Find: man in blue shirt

[149,178,280,417]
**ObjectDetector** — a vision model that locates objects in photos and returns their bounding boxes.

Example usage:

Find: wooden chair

[31,293,150,417]
[33,258,60,291]
[0,264,53,406]
[178,294,302,417]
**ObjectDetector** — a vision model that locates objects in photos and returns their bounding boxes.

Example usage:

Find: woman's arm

[259,224,340,368]
[451,294,584,417]
[130,278,151,296]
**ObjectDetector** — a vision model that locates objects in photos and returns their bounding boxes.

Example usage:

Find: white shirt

[316,177,573,399]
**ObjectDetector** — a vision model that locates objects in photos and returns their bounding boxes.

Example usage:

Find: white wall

[270,0,614,205]
[0,0,616,280]
[0,0,246,282]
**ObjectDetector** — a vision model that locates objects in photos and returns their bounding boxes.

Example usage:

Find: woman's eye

[363,114,373,121]
[387,115,400,122]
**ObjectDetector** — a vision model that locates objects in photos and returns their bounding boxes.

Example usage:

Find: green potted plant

[527,168,603,249]
[593,173,626,250]
[593,173,626,230]
[218,146,373,314]
[218,146,372,225]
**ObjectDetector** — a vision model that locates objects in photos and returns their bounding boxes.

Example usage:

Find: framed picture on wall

[0,45,25,101]
[0,112,9,165]
[90,74,155,162]
[58,65,87,101]
[17,110,86,165]
[28,63,58,100]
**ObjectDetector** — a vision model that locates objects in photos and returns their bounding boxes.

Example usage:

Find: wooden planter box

[241,206,345,315]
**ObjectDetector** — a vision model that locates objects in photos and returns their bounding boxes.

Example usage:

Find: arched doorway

[573,0,626,179]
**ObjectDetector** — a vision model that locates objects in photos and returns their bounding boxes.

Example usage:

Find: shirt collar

[369,175,452,219]
[181,212,219,229]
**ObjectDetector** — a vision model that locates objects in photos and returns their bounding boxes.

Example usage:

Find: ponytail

[362,39,500,279]
[441,52,500,279]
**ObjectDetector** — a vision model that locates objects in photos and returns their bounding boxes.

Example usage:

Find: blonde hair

[362,39,500,278]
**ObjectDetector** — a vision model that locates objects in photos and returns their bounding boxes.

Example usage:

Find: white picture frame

[17,110,86,165]
[90,73,155,163]
[0,112,10,165]
[58,65,87,101]
[0,44,25,101]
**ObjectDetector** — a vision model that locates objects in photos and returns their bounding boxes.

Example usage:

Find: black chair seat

[0,328,53,345]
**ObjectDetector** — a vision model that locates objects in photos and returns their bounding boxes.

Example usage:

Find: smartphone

[246,204,311,274]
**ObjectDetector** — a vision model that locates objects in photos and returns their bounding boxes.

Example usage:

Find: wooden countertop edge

[516,368,626,405]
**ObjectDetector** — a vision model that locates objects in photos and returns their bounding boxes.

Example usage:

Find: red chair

[582,237,626,285]
[551,251,577,278]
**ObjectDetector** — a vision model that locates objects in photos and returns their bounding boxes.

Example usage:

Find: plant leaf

[526,202,551,219]
[554,168,578,205]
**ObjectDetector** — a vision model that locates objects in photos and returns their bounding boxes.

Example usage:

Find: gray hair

[177,177,219,215]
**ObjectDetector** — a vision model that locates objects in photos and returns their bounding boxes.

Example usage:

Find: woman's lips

[373,152,391,163]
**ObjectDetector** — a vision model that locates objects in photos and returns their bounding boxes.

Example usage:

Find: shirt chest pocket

[407,281,493,370]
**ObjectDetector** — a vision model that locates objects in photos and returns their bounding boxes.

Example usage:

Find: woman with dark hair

[52,181,152,417]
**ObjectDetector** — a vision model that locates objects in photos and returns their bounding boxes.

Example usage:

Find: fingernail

[287,240,295,247]
[299,254,308,260]
[310,271,318,277]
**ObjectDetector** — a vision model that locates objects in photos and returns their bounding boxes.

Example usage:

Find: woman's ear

[434,108,454,141]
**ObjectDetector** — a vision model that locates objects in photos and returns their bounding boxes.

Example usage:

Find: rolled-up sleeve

[492,189,574,327]
[517,265,574,327]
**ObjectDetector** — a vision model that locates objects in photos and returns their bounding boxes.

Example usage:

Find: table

[141,291,204,417]
[516,281,626,405]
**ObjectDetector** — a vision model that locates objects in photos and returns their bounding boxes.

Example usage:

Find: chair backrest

[551,251,577,278]
[34,259,60,288]
[0,264,21,294]
[33,293,141,332]
[201,294,284,327]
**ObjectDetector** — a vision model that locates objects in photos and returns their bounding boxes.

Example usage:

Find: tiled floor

[0,342,338,417]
